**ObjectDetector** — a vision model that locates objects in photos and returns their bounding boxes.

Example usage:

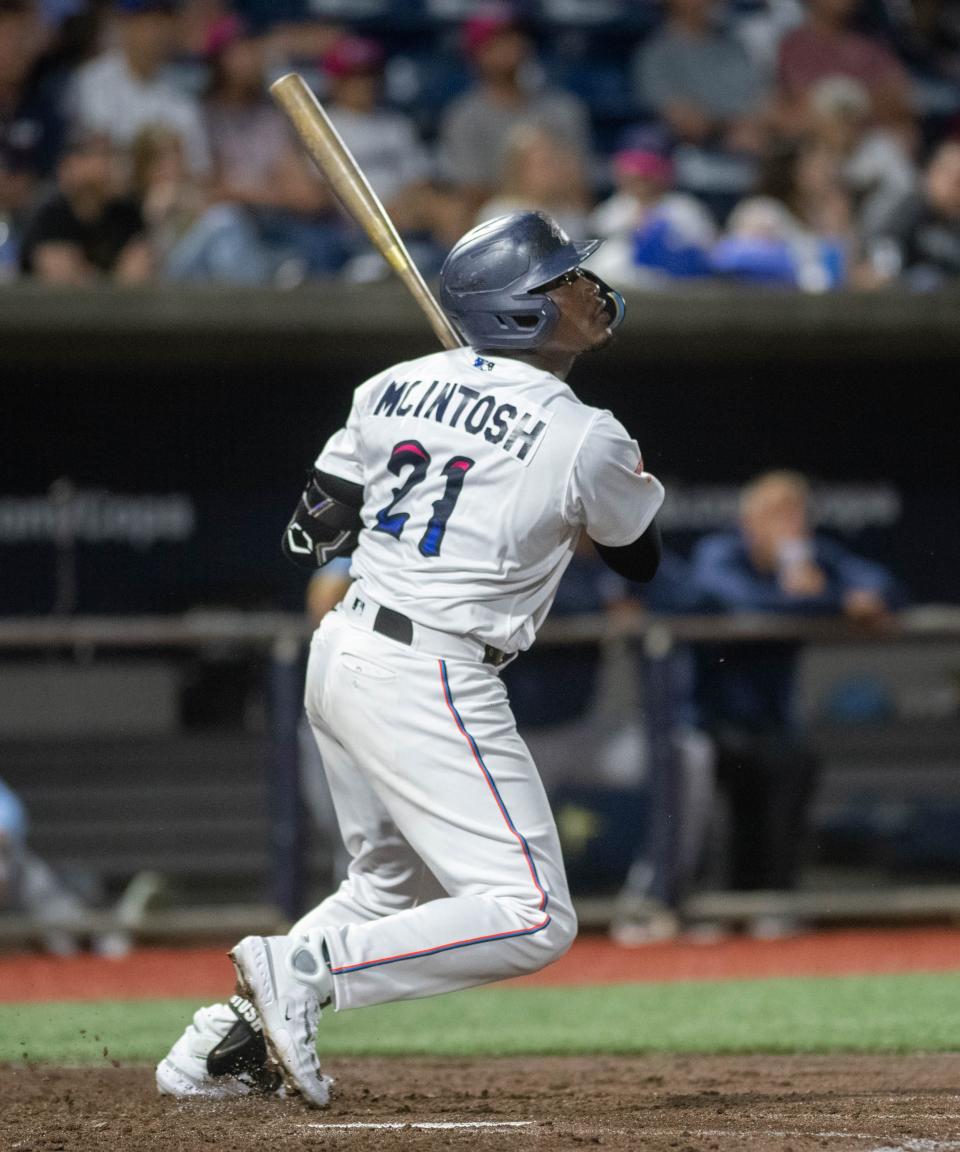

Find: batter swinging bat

[269,72,462,351]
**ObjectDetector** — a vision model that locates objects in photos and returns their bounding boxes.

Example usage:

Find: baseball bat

[269,72,463,351]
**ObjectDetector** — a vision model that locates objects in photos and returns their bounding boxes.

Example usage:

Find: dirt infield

[7,927,960,1003]
[5,932,960,1149]
[4,1054,960,1151]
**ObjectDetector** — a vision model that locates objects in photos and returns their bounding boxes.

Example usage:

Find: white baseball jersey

[315,345,664,653]
[157,345,666,1038]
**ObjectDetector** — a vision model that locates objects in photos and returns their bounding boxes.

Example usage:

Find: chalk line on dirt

[306,1121,535,1131]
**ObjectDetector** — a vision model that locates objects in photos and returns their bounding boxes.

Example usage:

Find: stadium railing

[1,606,959,946]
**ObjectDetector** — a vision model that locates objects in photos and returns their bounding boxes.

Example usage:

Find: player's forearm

[593,518,661,583]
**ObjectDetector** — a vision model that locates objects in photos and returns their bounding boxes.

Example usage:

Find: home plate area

[4,1054,960,1151]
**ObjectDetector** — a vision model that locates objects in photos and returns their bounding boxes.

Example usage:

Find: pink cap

[203,13,248,57]
[464,11,518,58]
[322,36,385,78]
[613,149,674,184]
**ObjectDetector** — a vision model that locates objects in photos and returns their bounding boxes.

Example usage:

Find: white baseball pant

[291,598,577,1012]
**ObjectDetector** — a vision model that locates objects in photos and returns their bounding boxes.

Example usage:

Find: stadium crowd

[1,0,958,290]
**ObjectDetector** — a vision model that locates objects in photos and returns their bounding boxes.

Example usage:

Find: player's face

[538,268,614,356]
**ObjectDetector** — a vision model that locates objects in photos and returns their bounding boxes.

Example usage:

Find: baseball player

[156,210,664,1106]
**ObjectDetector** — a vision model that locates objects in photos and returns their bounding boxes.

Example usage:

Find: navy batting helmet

[439,211,625,351]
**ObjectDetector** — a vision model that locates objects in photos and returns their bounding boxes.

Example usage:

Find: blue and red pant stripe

[328,659,551,977]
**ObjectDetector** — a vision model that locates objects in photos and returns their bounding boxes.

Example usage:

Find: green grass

[3,973,959,1064]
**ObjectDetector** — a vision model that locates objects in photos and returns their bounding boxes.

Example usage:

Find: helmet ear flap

[523,292,561,340]
[580,270,626,331]
[460,289,561,351]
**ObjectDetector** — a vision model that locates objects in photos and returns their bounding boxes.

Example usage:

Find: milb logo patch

[473,356,495,372]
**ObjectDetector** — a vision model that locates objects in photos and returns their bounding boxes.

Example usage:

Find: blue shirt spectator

[692,519,901,731]
[685,470,903,897]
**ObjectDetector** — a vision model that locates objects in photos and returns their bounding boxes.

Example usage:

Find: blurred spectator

[732,0,806,84]
[33,0,105,73]
[163,15,345,283]
[869,138,960,288]
[0,774,129,955]
[712,137,853,289]
[203,14,289,200]
[690,471,902,922]
[0,774,26,908]
[322,35,447,279]
[775,0,915,142]
[69,0,210,177]
[765,135,853,238]
[131,122,203,267]
[633,0,769,155]
[20,128,152,283]
[628,0,767,216]
[436,6,591,212]
[872,0,960,93]
[806,75,916,239]
[475,122,591,241]
[0,0,66,273]
[587,145,717,286]
[324,37,430,215]
[176,0,232,55]
[258,17,342,68]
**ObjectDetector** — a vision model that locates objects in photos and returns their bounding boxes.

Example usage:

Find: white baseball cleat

[156,1000,281,1099]
[229,935,334,1108]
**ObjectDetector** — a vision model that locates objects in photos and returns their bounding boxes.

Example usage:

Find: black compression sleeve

[281,468,364,569]
[593,518,662,583]
[314,469,364,510]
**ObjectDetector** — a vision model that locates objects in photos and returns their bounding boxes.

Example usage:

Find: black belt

[372,604,509,667]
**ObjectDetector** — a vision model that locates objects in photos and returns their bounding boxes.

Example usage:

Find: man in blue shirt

[690,470,901,902]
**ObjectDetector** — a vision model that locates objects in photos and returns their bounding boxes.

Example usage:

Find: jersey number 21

[373,440,475,558]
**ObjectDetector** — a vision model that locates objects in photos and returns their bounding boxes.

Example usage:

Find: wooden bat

[269,72,462,351]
